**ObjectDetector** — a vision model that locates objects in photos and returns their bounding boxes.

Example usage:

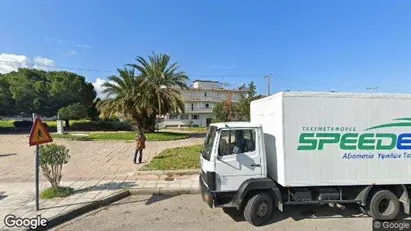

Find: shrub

[13,121,33,127]
[41,186,74,199]
[71,136,92,141]
[13,121,50,128]
[39,144,70,188]
[69,120,132,131]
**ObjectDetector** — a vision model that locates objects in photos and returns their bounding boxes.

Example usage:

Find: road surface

[52,194,404,231]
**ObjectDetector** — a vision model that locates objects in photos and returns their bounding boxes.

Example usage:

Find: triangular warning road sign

[29,116,53,146]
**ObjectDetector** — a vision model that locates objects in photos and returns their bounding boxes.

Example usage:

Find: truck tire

[367,190,400,220]
[243,192,273,226]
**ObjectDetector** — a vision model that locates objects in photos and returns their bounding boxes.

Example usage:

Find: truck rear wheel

[367,190,400,220]
[243,192,273,226]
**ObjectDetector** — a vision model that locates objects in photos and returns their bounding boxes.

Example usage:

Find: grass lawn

[0,120,15,128]
[0,120,89,128]
[169,127,208,133]
[142,144,202,170]
[52,131,189,141]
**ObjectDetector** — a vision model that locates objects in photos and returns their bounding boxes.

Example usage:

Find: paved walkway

[0,174,200,230]
[0,135,203,182]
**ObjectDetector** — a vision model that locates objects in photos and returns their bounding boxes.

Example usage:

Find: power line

[0,60,383,91]
[0,60,115,74]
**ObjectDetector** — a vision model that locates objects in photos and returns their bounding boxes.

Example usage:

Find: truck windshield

[202,126,217,161]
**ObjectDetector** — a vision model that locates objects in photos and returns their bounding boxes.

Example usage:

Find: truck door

[215,128,263,192]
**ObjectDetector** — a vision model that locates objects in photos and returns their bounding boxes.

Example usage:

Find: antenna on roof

[366,87,378,93]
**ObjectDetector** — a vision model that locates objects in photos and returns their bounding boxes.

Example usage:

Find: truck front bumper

[199,175,213,208]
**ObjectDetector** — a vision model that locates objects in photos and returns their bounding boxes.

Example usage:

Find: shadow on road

[0,153,17,157]
[224,203,377,225]
[106,194,177,207]
[42,201,92,210]
[73,181,137,194]
[145,194,176,205]
[0,191,7,201]
[189,133,206,138]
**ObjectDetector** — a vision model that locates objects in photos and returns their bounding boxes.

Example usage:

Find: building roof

[210,121,262,129]
[192,80,220,83]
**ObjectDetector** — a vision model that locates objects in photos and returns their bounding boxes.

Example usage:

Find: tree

[127,52,189,131]
[39,144,70,189]
[213,82,263,122]
[213,92,236,122]
[87,98,101,121]
[235,81,263,121]
[58,103,88,127]
[0,68,96,117]
[97,68,154,131]
[0,75,15,116]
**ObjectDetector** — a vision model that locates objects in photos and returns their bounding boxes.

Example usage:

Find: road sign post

[29,115,53,211]
[35,144,39,210]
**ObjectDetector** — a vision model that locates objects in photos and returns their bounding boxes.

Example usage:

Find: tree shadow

[0,153,17,157]
[189,133,207,138]
[73,181,137,195]
[42,201,92,210]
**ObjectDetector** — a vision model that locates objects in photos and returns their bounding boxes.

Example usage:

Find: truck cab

[200,122,281,225]
[200,122,266,192]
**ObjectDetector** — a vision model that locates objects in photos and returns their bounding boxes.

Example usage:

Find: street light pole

[264,74,272,96]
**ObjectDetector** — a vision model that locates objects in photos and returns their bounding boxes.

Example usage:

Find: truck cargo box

[250,92,411,187]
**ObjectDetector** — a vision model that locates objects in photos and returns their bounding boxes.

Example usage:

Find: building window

[191,103,194,111]
[205,103,209,108]
[180,114,189,120]
[192,114,199,120]
[169,114,178,120]
[204,92,207,97]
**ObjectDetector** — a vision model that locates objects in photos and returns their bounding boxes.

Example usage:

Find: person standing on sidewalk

[134,130,146,164]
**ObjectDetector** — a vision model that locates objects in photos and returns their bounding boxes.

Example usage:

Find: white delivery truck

[199,91,411,226]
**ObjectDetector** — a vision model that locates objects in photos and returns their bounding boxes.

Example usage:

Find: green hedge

[69,120,133,131]
[1,119,133,132]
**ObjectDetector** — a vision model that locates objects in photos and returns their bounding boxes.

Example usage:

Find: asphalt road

[53,194,409,231]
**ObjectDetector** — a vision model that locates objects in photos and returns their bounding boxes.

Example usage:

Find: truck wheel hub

[378,198,393,215]
[256,201,268,217]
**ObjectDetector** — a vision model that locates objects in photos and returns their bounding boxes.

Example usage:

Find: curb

[32,188,199,230]
[129,187,200,196]
[136,169,200,176]
[32,190,130,231]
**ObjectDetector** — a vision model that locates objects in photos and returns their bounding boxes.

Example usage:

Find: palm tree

[127,52,189,117]
[98,53,189,132]
[97,68,154,131]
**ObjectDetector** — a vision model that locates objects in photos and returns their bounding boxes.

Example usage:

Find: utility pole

[264,74,272,96]
[366,87,378,93]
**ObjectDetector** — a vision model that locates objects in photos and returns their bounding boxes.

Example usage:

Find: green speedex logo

[297,118,411,151]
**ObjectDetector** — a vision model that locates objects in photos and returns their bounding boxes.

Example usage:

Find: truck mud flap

[199,175,213,208]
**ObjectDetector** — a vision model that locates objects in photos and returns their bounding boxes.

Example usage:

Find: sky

[0,0,410,96]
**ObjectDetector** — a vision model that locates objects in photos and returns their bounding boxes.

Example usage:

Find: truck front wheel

[243,192,273,226]
[368,190,400,220]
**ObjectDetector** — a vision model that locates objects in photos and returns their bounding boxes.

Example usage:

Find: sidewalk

[0,174,199,230]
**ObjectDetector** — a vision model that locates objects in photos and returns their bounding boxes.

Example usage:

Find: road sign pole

[35,144,40,211]
[29,114,53,211]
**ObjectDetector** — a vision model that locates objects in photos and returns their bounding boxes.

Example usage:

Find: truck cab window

[218,129,256,156]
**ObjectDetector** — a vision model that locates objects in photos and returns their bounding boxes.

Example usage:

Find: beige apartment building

[160,80,247,128]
